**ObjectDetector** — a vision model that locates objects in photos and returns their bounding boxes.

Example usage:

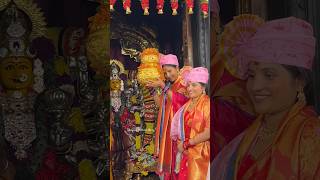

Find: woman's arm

[190,128,210,145]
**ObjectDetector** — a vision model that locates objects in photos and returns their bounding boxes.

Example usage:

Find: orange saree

[154,76,188,177]
[212,101,320,180]
[171,94,210,180]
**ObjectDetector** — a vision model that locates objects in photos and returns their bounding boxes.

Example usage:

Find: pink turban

[226,16,316,79]
[159,54,179,67]
[183,67,209,84]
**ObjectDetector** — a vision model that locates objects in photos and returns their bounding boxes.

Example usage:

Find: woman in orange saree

[171,67,210,180]
[212,15,320,179]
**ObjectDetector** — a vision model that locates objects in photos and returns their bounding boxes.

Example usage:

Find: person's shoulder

[204,95,210,101]
[299,110,320,178]
[203,95,210,107]
[300,106,320,130]
[302,116,320,134]
[300,111,320,145]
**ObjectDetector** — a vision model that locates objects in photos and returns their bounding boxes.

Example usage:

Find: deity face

[0,57,33,91]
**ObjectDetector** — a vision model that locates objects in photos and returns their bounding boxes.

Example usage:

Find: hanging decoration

[110,0,116,11]
[171,0,179,15]
[186,0,194,14]
[110,0,209,18]
[141,0,149,15]
[123,0,132,14]
[201,0,209,18]
[120,69,158,178]
[156,0,164,14]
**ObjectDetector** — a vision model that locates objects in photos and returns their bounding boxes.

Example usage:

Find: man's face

[162,65,179,82]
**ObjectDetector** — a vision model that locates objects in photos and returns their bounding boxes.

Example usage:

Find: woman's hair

[282,65,314,105]
[162,64,177,68]
[199,82,207,88]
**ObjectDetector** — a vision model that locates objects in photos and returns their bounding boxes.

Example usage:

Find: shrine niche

[110,15,161,179]
[0,1,108,179]
[0,0,48,178]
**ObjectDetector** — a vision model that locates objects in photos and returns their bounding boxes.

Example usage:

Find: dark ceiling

[34,0,99,27]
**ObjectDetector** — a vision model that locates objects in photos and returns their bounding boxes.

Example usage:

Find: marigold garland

[137,48,164,85]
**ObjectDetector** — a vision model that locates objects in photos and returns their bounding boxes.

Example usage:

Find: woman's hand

[178,141,184,153]
[145,78,165,89]
[189,128,210,146]
[189,139,195,146]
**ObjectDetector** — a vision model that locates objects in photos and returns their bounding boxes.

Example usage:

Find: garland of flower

[141,86,156,153]
[110,0,209,18]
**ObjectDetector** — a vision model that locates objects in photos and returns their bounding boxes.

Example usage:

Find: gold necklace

[189,100,198,110]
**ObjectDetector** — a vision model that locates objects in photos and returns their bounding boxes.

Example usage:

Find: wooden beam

[251,0,267,19]
[182,8,194,67]
[236,0,252,14]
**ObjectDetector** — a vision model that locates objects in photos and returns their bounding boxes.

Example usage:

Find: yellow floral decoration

[78,159,97,180]
[137,48,164,85]
[67,108,87,133]
[86,2,109,76]
[144,122,154,154]
[134,112,141,150]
